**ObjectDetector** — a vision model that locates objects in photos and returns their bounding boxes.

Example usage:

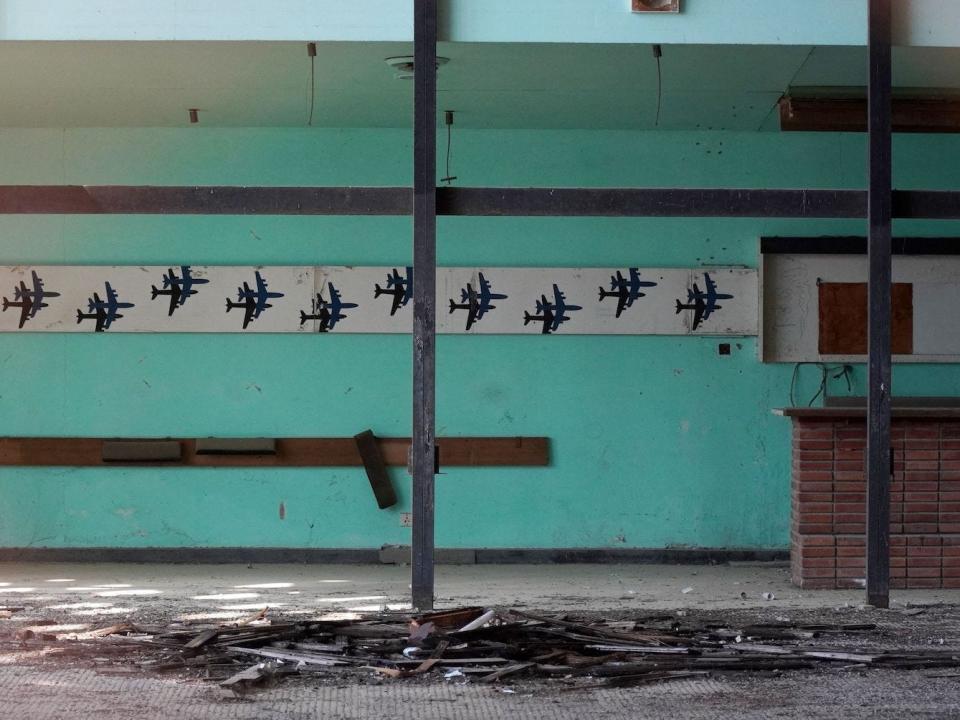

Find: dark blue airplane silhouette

[524,284,582,334]
[300,283,359,332]
[599,268,657,318]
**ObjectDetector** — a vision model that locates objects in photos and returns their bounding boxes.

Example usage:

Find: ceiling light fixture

[384,55,450,80]
[632,0,680,11]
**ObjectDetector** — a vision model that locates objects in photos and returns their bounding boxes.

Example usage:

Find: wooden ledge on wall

[0,436,549,468]
[780,95,960,133]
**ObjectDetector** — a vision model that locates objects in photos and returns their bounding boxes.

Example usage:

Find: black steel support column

[412,0,438,611]
[866,0,892,609]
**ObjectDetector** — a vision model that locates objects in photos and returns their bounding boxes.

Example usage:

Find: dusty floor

[2,562,960,719]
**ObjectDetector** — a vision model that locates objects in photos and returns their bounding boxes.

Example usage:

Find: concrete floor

[3,561,960,619]
[3,562,960,719]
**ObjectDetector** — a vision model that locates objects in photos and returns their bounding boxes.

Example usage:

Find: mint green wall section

[0,127,959,550]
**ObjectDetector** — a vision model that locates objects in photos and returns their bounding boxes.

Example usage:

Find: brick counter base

[791,418,960,589]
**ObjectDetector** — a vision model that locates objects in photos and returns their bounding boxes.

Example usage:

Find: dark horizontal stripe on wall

[0,547,788,565]
[761,236,960,255]
[0,186,958,219]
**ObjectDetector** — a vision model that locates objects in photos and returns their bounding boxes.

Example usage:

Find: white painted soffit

[0,1,957,48]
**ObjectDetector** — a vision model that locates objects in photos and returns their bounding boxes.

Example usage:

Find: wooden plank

[101,440,183,463]
[354,430,397,509]
[195,438,276,455]
[776,407,960,418]
[817,282,912,355]
[0,436,549,468]
[780,95,960,134]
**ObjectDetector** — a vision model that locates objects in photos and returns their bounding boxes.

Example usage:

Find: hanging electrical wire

[652,44,663,127]
[441,110,457,184]
[307,42,317,127]
[789,362,854,407]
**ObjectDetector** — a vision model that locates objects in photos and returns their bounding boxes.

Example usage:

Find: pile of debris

[8,606,960,694]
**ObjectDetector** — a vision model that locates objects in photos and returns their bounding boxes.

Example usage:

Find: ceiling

[0,41,959,130]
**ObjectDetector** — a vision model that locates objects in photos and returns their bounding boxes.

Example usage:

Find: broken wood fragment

[183,628,220,650]
[354,430,397,509]
[480,662,535,684]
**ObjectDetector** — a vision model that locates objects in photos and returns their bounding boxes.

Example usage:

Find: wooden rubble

[8,607,960,694]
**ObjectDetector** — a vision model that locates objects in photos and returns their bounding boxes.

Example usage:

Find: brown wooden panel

[0,436,548,468]
[818,282,913,355]
[780,96,960,134]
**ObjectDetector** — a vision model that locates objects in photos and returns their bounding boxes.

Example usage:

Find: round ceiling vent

[632,0,680,11]
[384,56,450,80]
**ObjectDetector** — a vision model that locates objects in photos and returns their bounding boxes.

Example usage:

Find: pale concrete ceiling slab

[0,41,956,130]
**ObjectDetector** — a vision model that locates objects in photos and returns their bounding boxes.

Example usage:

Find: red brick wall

[791,418,960,590]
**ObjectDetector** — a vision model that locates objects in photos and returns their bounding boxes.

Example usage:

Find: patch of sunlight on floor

[45,579,76,583]
[47,602,114,610]
[70,607,135,616]
[0,587,35,593]
[219,603,286,611]
[288,591,301,595]
[91,584,132,588]
[317,580,350,584]
[316,611,362,621]
[68,586,117,591]
[176,611,246,621]
[192,592,260,601]
[234,583,295,589]
[315,596,386,604]
[94,589,161,597]
[347,603,411,612]
[25,623,89,633]
[0,648,58,665]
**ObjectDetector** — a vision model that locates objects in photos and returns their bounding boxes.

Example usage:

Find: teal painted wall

[1,127,959,550]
